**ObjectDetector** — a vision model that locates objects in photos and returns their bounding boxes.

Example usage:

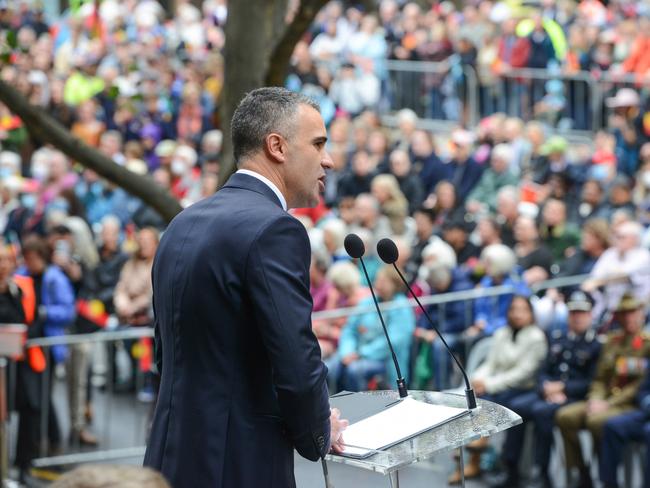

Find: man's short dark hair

[231,87,320,163]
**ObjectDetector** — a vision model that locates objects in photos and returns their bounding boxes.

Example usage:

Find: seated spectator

[476,216,502,251]
[556,293,650,488]
[513,215,553,286]
[321,218,349,262]
[370,174,411,238]
[312,261,370,359]
[309,248,338,313]
[448,129,483,203]
[583,221,650,324]
[555,218,610,284]
[539,198,581,262]
[406,206,436,282]
[412,255,474,390]
[505,291,601,487]
[495,185,520,247]
[328,265,415,392]
[465,244,529,342]
[466,144,518,213]
[571,178,607,225]
[450,295,547,484]
[337,150,377,199]
[441,218,480,267]
[430,181,465,231]
[600,369,650,488]
[601,175,637,220]
[408,129,451,194]
[349,193,392,250]
[388,149,425,214]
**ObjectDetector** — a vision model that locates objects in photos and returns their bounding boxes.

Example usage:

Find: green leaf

[0,52,11,64]
[6,30,16,49]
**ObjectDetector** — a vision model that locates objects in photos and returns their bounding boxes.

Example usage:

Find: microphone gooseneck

[376,238,477,410]
[344,234,408,398]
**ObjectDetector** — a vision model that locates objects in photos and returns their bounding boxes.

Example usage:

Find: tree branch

[0,80,183,223]
[265,0,329,87]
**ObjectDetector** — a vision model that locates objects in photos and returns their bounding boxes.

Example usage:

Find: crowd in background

[0,0,649,487]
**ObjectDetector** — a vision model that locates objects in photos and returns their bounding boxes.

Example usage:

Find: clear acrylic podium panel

[326,390,522,476]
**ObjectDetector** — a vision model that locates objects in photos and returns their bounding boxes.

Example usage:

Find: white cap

[606,88,640,108]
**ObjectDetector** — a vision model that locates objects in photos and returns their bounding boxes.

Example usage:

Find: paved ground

[6,377,643,487]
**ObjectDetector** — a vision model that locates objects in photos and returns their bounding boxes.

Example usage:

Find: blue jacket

[143,173,331,488]
[417,268,474,335]
[473,275,530,336]
[338,294,415,384]
[17,265,76,363]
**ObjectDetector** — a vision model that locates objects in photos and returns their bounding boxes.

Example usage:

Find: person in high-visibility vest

[0,243,44,482]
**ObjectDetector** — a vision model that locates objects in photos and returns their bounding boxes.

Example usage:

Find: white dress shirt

[236,169,287,211]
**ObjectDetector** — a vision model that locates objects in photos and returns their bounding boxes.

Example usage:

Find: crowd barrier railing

[3,271,634,475]
[383,61,650,133]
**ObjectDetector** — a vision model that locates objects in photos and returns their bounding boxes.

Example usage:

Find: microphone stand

[358,257,408,399]
[388,263,477,410]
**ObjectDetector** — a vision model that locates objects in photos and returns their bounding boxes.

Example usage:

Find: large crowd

[0,0,649,487]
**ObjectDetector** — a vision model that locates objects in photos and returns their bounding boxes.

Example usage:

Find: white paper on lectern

[341,397,468,456]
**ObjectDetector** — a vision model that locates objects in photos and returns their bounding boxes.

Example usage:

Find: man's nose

[322,151,334,169]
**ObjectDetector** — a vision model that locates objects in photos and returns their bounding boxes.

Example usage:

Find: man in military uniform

[503,291,601,488]
[556,293,650,488]
[598,295,650,488]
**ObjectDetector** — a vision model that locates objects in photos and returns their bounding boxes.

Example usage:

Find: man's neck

[238,161,289,209]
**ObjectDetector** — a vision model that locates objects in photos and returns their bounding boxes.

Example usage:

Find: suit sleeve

[246,214,331,461]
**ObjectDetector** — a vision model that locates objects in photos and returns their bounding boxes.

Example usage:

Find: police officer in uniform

[599,295,650,488]
[504,291,601,488]
[556,292,650,488]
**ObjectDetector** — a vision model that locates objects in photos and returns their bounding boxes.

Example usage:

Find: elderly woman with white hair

[321,218,349,262]
[465,244,530,341]
[313,261,370,359]
[583,220,650,323]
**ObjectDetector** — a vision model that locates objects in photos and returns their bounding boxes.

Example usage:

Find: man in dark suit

[144,87,347,487]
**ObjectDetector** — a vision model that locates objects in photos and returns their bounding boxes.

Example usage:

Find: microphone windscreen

[344,233,365,258]
[377,238,399,264]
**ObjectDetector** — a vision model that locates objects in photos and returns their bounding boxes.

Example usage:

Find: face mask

[171,159,186,176]
[31,163,49,181]
[0,167,14,178]
[21,193,37,209]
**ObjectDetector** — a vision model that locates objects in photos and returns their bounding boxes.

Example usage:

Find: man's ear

[264,132,287,164]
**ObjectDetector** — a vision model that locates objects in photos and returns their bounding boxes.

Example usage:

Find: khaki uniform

[556,330,650,471]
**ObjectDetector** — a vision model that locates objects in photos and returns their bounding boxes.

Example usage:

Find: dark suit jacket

[143,172,331,488]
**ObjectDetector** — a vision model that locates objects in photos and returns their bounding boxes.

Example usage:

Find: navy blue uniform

[508,329,601,475]
[600,372,650,488]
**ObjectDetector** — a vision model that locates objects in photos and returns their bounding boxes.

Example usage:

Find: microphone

[343,233,408,398]
[376,238,477,410]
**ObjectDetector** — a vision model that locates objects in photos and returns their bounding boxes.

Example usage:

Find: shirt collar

[236,169,287,211]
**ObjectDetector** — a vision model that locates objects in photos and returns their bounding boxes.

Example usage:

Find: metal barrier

[385,59,480,127]
[0,272,614,476]
[383,61,650,133]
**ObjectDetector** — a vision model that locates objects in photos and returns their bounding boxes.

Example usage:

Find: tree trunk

[218,0,284,187]
[218,0,328,187]
[0,80,183,223]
